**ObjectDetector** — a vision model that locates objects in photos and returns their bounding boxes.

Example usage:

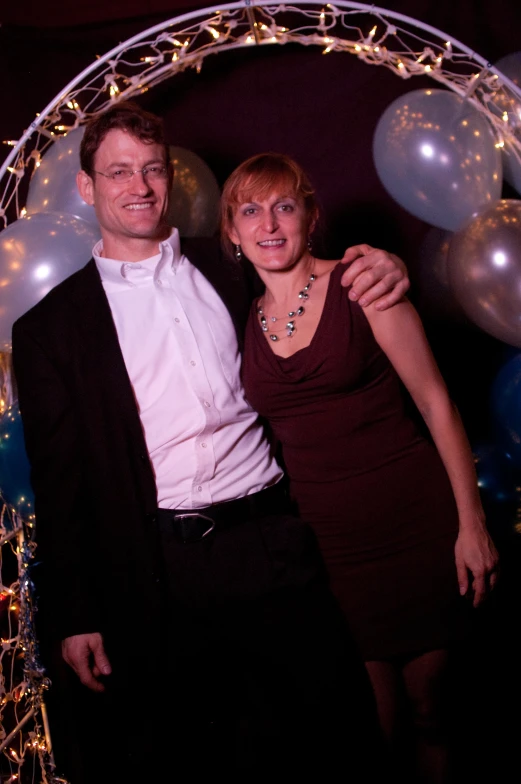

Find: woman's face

[227,190,315,273]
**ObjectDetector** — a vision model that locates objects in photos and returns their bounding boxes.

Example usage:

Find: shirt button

[190,360,196,366]
[197,486,203,492]
[174,317,180,323]
[157,278,163,286]
[201,442,207,448]
[204,401,211,408]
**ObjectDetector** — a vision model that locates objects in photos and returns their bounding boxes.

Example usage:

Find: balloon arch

[1,3,521,781]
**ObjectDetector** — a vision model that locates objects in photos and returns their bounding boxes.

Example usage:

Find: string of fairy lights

[1,1,521,226]
[0,499,65,783]
[0,2,520,781]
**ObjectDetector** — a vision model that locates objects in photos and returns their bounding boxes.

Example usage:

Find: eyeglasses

[91,166,168,183]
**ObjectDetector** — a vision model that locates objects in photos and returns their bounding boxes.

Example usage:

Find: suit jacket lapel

[68,261,150,455]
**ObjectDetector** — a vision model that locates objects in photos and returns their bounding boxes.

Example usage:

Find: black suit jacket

[12,239,253,651]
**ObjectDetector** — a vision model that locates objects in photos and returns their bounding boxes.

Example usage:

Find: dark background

[2,1,520,780]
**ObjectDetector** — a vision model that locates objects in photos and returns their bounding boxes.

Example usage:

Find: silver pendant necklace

[257,268,316,341]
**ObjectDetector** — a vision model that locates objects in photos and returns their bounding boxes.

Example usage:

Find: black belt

[156,481,290,544]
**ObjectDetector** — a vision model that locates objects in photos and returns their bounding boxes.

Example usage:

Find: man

[12,102,409,782]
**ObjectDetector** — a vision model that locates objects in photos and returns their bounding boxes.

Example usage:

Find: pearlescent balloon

[166,146,220,237]
[447,200,521,347]
[0,212,101,350]
[26,126,98,224]
[493,53,521,196]
[373,89,502,231]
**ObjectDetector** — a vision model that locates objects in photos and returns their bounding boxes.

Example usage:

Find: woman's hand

[454,524,499,608]
[340,244,410,309]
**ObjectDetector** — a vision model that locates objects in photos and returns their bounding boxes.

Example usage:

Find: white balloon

[0,212,101,350]
[373,89,502,231]
[26,127,98,225]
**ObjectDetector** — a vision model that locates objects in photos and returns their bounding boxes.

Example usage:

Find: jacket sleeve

[12,315,101,641]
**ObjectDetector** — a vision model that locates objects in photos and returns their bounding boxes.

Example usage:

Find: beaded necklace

[257,268,316,341]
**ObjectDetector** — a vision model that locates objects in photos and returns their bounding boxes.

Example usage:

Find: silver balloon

[493,52,521,196]
[166,146,220,237]
[447,199,521,347]
[0,212,101,350]
[26,127,98,224]
[373,89,502,231]
[415,227,467,322]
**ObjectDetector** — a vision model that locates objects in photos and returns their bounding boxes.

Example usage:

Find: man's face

[77,128,170,260]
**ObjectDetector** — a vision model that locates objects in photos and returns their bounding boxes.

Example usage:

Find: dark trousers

[49,511,385,782]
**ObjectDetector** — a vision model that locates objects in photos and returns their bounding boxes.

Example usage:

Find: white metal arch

[1,0,520,225]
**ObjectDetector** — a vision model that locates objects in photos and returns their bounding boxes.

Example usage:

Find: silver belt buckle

[175,511,215,542]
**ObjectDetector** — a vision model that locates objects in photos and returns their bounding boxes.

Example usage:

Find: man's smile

[124,202,154,211]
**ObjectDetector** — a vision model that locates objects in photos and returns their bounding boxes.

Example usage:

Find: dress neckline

[250,261,344,372]
[274,261,342,362]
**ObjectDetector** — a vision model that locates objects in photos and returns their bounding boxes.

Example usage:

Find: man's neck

[101,230,171,262]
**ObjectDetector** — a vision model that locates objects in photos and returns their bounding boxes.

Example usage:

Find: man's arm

[339,244,409,310]
[12,315,108,688]
[62,633,112,692]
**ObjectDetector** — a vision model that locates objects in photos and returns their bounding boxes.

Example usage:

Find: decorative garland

[0,500,65,782]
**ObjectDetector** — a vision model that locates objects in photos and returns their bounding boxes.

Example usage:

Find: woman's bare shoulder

[314,258,343,276]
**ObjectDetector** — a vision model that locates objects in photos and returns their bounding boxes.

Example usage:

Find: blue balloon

[473,443,521,537]
[491,352,521,466]
[0,403,34,519]
[474,444,518,502]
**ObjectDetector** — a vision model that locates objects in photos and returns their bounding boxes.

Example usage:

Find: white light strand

[0,492,64,782]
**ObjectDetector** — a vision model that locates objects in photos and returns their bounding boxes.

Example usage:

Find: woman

[221,152,499,783]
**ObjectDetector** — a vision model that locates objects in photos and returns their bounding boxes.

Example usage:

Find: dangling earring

[307,237,313,252]
[234,244,242,262]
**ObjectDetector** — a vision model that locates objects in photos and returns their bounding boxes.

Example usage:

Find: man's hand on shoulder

[339,244,410,310]
[62,632,112,692]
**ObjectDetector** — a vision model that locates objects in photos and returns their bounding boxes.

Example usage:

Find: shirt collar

[93,229,183,287]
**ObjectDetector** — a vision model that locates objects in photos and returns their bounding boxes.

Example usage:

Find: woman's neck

[259,255,316,311]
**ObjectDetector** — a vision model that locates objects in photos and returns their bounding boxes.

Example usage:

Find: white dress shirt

[93,230,282,509]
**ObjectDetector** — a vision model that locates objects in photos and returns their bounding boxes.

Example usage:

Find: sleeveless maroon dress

[242,262,466,660]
